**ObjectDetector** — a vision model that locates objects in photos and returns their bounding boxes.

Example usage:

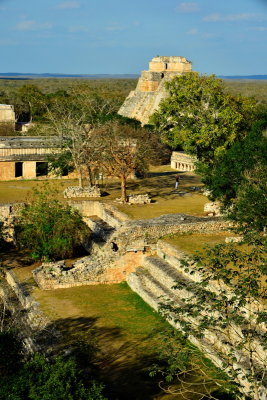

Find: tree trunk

[78,167,83,188]
[121,175,127,203]
[87,165,93,186]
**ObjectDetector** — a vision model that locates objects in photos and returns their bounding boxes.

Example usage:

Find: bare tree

[94,121,151,202]
[46,93,117,187]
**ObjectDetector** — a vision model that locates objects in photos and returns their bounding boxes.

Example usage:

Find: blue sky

[0,0,266,75]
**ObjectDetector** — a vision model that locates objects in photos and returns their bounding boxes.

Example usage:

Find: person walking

[175,175,180,189]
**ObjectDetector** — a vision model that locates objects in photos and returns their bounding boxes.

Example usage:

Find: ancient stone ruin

[171,151,196,172]
[118,56,192,125]
[0,136,71,181]
[63,186,102,198]
[0,104,16,135]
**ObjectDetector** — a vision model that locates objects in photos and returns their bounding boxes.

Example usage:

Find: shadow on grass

[36,316,164,400]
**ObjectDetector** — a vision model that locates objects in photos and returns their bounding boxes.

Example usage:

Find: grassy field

[0,165,207,219]
[6,258,222,400]
[163,232,233,255]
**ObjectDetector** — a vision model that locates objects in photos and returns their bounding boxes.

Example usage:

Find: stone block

[63,186,102,198]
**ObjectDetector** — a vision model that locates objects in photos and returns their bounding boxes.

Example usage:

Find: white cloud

[15,19,52,31]
[187,28,198,35]
[176,2,200,13]
[203,13,267,22]
[57,1,80,9]
[248,26,267,31]
[105,23,124,32]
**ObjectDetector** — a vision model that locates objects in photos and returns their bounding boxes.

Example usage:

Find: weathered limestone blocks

[0,104,15,135]
[204,201,223,216]
[33,257,105,290]
[0,203,24,242]
[70,200,129,228]
[118,56,192,125]
[64,186,102,198]
[149,56,192,73]
[121,193,152,204]
[225,236,243,243]
[127,240,267,397]
[118,214,230,251]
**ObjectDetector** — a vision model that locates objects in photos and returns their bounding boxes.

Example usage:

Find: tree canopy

[150,72,256,165]
[199,112,267,232]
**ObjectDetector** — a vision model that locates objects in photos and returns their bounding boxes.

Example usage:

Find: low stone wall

[127,193,151,204]
[0,203,24,242]
[204,201,223,216]
[4,270,49,330]
[116,214,230,253]
[64,186,102,198]
[0,202,24,218]
[70,201,129,228]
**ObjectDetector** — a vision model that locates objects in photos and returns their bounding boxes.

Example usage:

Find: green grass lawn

[0,165,207,219]
[9,259,224,400]
[163,232,234,255]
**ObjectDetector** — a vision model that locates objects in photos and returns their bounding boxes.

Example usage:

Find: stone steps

[86,215,115,246]
[143,256,192,297]
[127,254,266,394]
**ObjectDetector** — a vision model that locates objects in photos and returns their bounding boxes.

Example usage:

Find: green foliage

[0,353,107,400]
[48,150,74,176]
[0,331,24,375]
[200,113,267,232]
[149,328,237,399]
[16,185,90,260]
[151,72,256,165]
[160,235,267,399]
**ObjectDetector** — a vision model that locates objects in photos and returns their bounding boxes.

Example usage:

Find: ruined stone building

[119,56,195,172]
[171,151,195,172]
[0,104,16,135]
[0,136,61,180]
[118,56,192,125]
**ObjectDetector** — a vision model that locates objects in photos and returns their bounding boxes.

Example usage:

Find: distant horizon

[0,72,267,80]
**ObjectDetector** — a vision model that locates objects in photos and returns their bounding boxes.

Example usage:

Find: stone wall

[0,105,15,135]
[118,56,192,125]
[70,200,130,228]
[64,186,102,198]
[115,214,230,253]
[0,136,66,181]
[0,203,24,242]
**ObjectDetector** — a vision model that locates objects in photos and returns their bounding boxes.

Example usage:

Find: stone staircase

[127,256,187,312]
[85,215,115,248]
[127,242,267,397]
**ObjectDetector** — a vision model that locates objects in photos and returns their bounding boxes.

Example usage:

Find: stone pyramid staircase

[127,240,195,312]
[126,240,267,396]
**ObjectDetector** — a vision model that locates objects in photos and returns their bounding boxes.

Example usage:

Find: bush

[16,185,91,261]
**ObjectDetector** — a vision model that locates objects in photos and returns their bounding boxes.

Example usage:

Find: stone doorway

[15,162,23,177]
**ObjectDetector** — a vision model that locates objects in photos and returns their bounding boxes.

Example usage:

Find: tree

[160,236,267,400]
[199,114,267,233]
[0,353,107,400]
[150,72,256,166]
[16,185,91,261]
[47,93,118,187]
[16,84,47,122]
[149,328,237,399]
[94,121,151,202]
